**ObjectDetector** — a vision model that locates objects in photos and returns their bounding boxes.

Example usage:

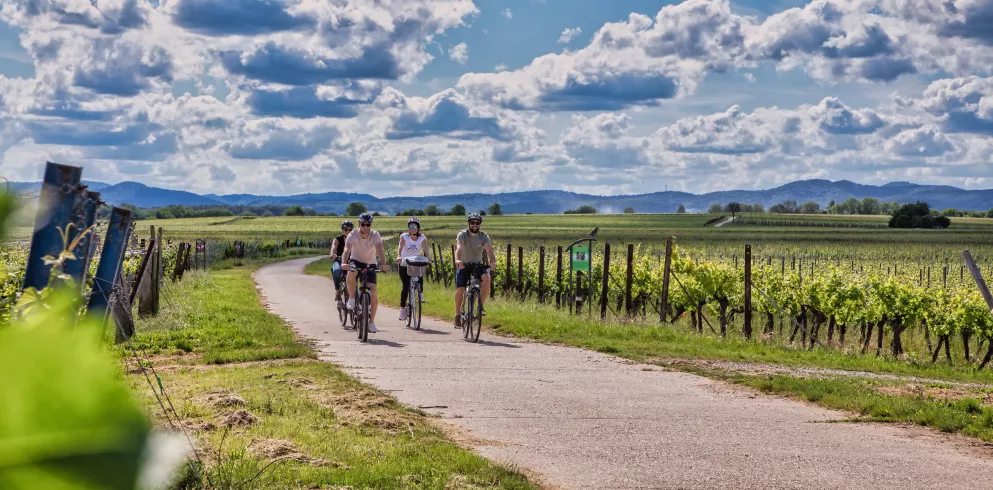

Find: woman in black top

[331,220,353,300]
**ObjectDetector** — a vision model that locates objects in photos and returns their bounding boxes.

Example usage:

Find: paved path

[713,217,735,227]
[256,258,993,490]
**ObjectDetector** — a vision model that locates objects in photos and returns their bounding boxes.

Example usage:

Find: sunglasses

[469,221,481,226]
[343,227,353,231]
[408,225,418,229]
[360,223,371,227]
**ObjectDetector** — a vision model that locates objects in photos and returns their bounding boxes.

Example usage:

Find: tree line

[703,197,993,218]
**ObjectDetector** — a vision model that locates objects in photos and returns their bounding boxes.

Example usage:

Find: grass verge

[126,262,534,489]
[306,258,993,444]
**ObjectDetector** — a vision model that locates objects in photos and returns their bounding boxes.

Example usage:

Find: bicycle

[401,256,430,331]
[336,274,353,329]
[459,263,485,343]
[351,264,381,343]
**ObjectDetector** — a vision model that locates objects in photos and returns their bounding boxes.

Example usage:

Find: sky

[0,0,991,198]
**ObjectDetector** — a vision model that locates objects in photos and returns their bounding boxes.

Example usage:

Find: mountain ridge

[6,179,993,214]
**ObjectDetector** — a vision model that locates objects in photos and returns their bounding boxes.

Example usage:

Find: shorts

[348,260,377,284]
[456,263,489,288]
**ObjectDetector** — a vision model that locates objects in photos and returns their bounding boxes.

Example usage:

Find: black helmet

[358,213,373,224]
[407,217,421,227]
[467,212,482,223]
[341,220,354,230]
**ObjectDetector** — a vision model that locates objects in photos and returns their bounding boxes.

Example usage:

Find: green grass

[726,375,993,441]
[131,268,314,364]
[128,263,534,489]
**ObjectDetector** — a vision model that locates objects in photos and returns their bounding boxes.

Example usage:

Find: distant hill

[6,179,993,214]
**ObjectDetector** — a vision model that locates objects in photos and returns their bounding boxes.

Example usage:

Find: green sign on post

[571,245,590,272]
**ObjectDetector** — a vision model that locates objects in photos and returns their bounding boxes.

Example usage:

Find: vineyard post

[514,246,522,297]
[87,207,133,327]
[431,243,439,283]
[138,226,156,317]
[660,237,673,323]
[152,226,163,315]
[538,246,546,304]
[23,161,83,291]
[171,243,188,282]
[184,243,192,272]
[505,243,512,296]
[943,266,948,289]
[130,237,155,306]
[64,190,101,287]
[781,256,785,274]
[928,266,931,287]
[556,246,563,308]
[962,250,993,314]
[625,244,634,315]
[744,245,753,339]
[600,243,611,320]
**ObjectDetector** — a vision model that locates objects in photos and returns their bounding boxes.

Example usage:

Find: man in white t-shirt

[341,213,390,333]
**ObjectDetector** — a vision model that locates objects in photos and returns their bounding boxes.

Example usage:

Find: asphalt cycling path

[256,257,993,489]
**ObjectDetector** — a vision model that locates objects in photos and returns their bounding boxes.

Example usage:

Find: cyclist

[395,217,431,321]
[330,220,353,301]
[454,212,496,328]
[342,213,390,333]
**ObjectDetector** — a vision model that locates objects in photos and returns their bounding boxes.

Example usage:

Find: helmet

[467,213,482,223]
[341,220,354,230]
[358,212,373,224]
[407,217,421,227]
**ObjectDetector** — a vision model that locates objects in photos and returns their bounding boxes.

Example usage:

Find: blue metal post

[63,191,101,285]
[23,162,83,291]
[86,207,133,320]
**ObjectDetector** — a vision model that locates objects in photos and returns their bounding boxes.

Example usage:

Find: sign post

[566,229,598,315]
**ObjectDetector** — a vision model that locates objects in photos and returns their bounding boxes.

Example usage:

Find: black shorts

[348,260,377,284]
[456,263,489,288]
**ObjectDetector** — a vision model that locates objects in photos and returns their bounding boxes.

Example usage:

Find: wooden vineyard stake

[660,237,673,323]
[600,243,611,320]
[744,245,752,339]
[625,244,634,315]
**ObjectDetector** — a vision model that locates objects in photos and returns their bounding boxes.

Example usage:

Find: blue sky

[0,0,991,197]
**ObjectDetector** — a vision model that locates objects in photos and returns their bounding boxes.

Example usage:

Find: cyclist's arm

[395,235,404,262]
[483,242,497,268]
[341,241,352,269]
[375,239,389,271]
[330,238,339,259]
[454,238,464,267]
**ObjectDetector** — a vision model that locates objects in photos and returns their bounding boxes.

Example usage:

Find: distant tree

[940,208,964,218]
[769,200,799,214]
[450,204,467,216]
[623,206,635,214]
[676,204,687,214]
[724,202,742,219]
[372,212,381,217]
[708,204,723,213]
[564,205,598,214]
[262,210,275,217]
[283,205,306,216]
[889,201,950,229]
[479,210,487,216]
[346,202,367,216]
[751,203,765,213]
[858,197,881,215]
[988,208,993,219]
[397,208,423,216]
[488,202,504,216]
[798,202,821,214]
[828,200,836,209]
[424,205,442,216]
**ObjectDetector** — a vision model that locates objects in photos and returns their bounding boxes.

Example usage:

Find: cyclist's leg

[368,269,378,321]
[332,261,343,297]
[399,265,410,308]
[454,266,469,326]
[479,269,491,309]
[345,261,360,305]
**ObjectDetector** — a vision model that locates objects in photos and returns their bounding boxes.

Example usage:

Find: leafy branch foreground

[315,263,993,445]
[129,265,534,490]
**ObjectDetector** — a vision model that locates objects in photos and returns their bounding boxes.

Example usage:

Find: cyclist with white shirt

[342,213,390,333]
[395,217,432,321]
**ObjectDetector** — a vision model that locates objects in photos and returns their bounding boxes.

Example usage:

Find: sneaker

[454,314,462,329]
[368,323,378,333]
[399,309,407,321]
[480,307,486,317]
[346,298,355,310]
[419,292,425,302]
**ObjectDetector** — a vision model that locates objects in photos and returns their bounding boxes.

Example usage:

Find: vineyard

[410,237,993,368]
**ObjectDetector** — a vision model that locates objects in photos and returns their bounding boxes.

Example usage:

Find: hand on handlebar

[330,254,338,260]
[381,264,391,273]
[341,263,350,271]
[456,260,464,269]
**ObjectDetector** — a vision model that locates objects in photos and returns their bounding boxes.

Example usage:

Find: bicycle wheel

[357,291,369,342]
[463,290,474,340]
[467,288,482,343]
[413,282,423,330]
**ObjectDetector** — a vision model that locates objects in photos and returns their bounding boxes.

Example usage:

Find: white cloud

[450,42,469,65]
[503,8,513,19]
[495,64,508,71]
[558,27,581,43]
